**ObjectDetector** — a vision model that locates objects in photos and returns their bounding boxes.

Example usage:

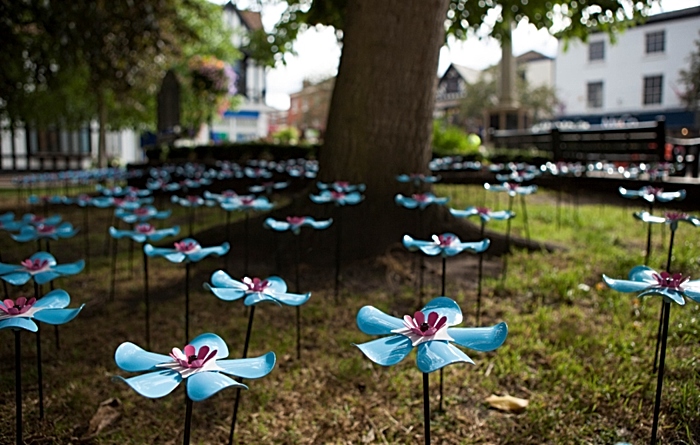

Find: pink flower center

[170,344,217,369]
[1,297,36,316]
[404,311,448,337]
[187,196,199,203]
[437,234,455,247]
[21,258,50,272]
[653,272,689,290]
[505,183,517,190]
[223,190,237,198]
[410,173,425,179]
[330,191,346,200]
[136,224,155,234]
[644,186,663,196]
[134,208,150,216]
[36,224,55,234]
[243,277,270,293]
[286,216,306,226]
[241,197,255,205]
[174,241,198,253]
[335,181,349,189]
[412,193,429,202]
[664,212,688,221]
[476,207,490,215]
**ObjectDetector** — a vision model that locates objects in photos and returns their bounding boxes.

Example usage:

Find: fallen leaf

[81,398,122,440]
[485,394,529,413]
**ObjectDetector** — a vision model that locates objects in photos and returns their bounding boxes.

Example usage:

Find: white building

[554,6,700,134]
[215,1,274,142]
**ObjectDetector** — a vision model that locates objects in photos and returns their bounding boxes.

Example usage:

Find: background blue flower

[0,289,84,332]
[205,272,311,306]
[0,252,84,285]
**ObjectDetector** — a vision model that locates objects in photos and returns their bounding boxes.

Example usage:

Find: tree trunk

[318,0,450,259]
[97,90,108,168]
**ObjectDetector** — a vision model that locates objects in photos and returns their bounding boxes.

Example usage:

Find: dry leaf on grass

[80,398,122,440]
[485,394,529,413]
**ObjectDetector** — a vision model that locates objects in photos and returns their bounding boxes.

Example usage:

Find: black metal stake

[110,235,118,302]
[183,394,193,445]
[0,251,9,299]
[244,212,250,276]
[644,203,654,266]
[418,209,425,306]
[185,262,190,345]
[228,305,256,445]
[225,211,231,271]
[334,210,342,301]
[441,256,446,296]
[83,207,90,272]
[105,213,116,255]
[520,195,531,242]
[33,281,44,419]
[128,238,134,279]
[502,196,514,282]
[477,220,485,326]
[653,226,676,373]
[188,207,194,237]
[14,330,22,445]
[295,234,302,360]
[423,372,431,445]
[650,301,671,445]
[143,250,150,349]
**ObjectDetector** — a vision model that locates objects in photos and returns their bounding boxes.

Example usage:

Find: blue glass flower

[396,173,441,187]
[92,195,153,210]
[19,214,63,227]
[0,212,14,223]
[484,182,537,197]
[450,206,515,222]
[115,206,172,224]
[263,216,333,235]
[144,238,230,263]
[633,211,700,231]
[114,332,276,401]
[110,224,180,243]
[603,266,700,305]
[317,180,366,193]
[62,193,94,207]
[244,167,273,179]
[12,222,78,243]
[619,186,685,203]
[495,169,539,183]
[97,185,151,198]
[355,297,507,373]
[28,195,65,205]
[310,190,364,206]
[0,289,84,332]
[204,190,239,204]
[0,252,84,286]
[394,193,448,210]
[402,233,489,257]
[205,273,311,306]
[170,195,216,208]
[220,195,274,212]
[248,181,289,195]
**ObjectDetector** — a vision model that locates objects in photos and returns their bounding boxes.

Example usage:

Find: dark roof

[644,6,700,26]
[516,50,553,63]
[223,1,263,31]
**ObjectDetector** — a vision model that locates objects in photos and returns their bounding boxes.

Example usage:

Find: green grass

[0,184,698,444]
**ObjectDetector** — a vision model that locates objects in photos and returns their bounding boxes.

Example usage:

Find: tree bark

[97,90,107,168]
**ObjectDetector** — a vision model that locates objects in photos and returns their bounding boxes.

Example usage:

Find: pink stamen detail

[335,181,349,189]
[136,224,155,234]
[36,224,55,234]
[243,277,270,292]
[0,297,37,316]
[404,310,448,337]
[437,234,455,247]
[412,193,429,202]
[21,258,50,272]
[644,186,663,196]
[169,344,217,369]
[286,216,306,226]
[174,241,197,253]
[653,272,690,290]
[664,212,688,221]
[476,207,490,215]
[331,191,346,200]
[134,208,150,216]
[241,197,255,205]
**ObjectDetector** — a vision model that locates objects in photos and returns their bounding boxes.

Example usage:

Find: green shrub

[432,121,481,157]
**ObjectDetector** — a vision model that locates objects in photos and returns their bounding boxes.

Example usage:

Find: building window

[445,75,460,94]
[589,41,604,61]
[643,75,663,105]
[587,81,603,108]
[645,31,665,54]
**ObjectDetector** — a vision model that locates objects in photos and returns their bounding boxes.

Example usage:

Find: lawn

[0,183,698,444]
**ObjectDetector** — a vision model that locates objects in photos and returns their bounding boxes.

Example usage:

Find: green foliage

[432,120,481,157]
[679,31,700,112]
[271,126,301,145]
[247,0,655,66]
